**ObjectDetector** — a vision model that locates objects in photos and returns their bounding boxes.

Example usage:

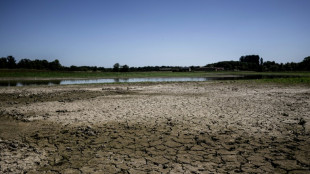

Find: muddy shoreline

[0,81,309,173]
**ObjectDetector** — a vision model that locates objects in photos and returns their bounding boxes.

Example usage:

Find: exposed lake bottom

[0,82,309,173]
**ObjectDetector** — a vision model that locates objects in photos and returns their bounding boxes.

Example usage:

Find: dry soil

[0,81,309,173]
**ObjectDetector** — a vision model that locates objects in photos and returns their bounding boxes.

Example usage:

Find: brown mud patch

[0,87,136,108]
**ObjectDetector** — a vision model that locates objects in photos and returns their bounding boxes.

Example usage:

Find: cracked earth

[0,81,309,173]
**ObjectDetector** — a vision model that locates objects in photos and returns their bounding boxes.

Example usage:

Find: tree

[0,57,7,68]
[113,63,120,72]
[7,56,16,69]
[33,59,47,69]
[260,58,263,66]
[70,65,79,71]
[18,59,32,69]
[263,61,279,71]
[49,59,62,70]
[121,64,129,72]
[239,55,260,71]
[239,55,260,65]
[258,57,264,72]
[41,60,49,69]
[300,56,310,71]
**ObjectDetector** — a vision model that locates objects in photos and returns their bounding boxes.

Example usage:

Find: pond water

[0,75,297,87]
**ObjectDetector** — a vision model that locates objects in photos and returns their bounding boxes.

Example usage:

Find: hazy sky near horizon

[0,0,309,67]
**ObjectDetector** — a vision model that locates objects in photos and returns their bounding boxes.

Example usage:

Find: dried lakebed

[0,82,309,173]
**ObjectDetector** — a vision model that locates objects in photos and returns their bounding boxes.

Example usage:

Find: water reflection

[0,75,298,87]
[0,80,61,87]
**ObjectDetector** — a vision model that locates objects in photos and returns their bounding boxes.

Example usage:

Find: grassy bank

[1,69,310,85]
[1,69,310,79]
[0,69,214,79]
[252,76,310,85]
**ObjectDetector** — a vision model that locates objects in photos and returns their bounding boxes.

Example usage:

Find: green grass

[1,69,310,78]
[0,70,216,78]
[210,71,310,76]
[253,76,310,85]
[1,69,310,85]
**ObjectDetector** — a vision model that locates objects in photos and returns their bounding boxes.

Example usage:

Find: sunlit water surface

[0,75,296,87]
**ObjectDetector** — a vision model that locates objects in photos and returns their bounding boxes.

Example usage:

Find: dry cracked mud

[0,81,309,173]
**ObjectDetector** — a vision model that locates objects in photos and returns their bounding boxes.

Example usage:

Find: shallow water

[0,75,297,86]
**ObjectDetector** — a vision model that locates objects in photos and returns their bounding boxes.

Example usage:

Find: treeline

[206,55,262,71]
[0,56,106,71]
[1,55,310,72]
[0,56,196,72]
[206,55,310,71]
[1,56,62,70]
[112,63,196,72]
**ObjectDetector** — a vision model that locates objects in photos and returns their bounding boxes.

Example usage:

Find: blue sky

[0,0,309,67]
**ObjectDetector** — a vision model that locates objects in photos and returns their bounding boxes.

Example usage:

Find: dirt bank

[0,82,309,173]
